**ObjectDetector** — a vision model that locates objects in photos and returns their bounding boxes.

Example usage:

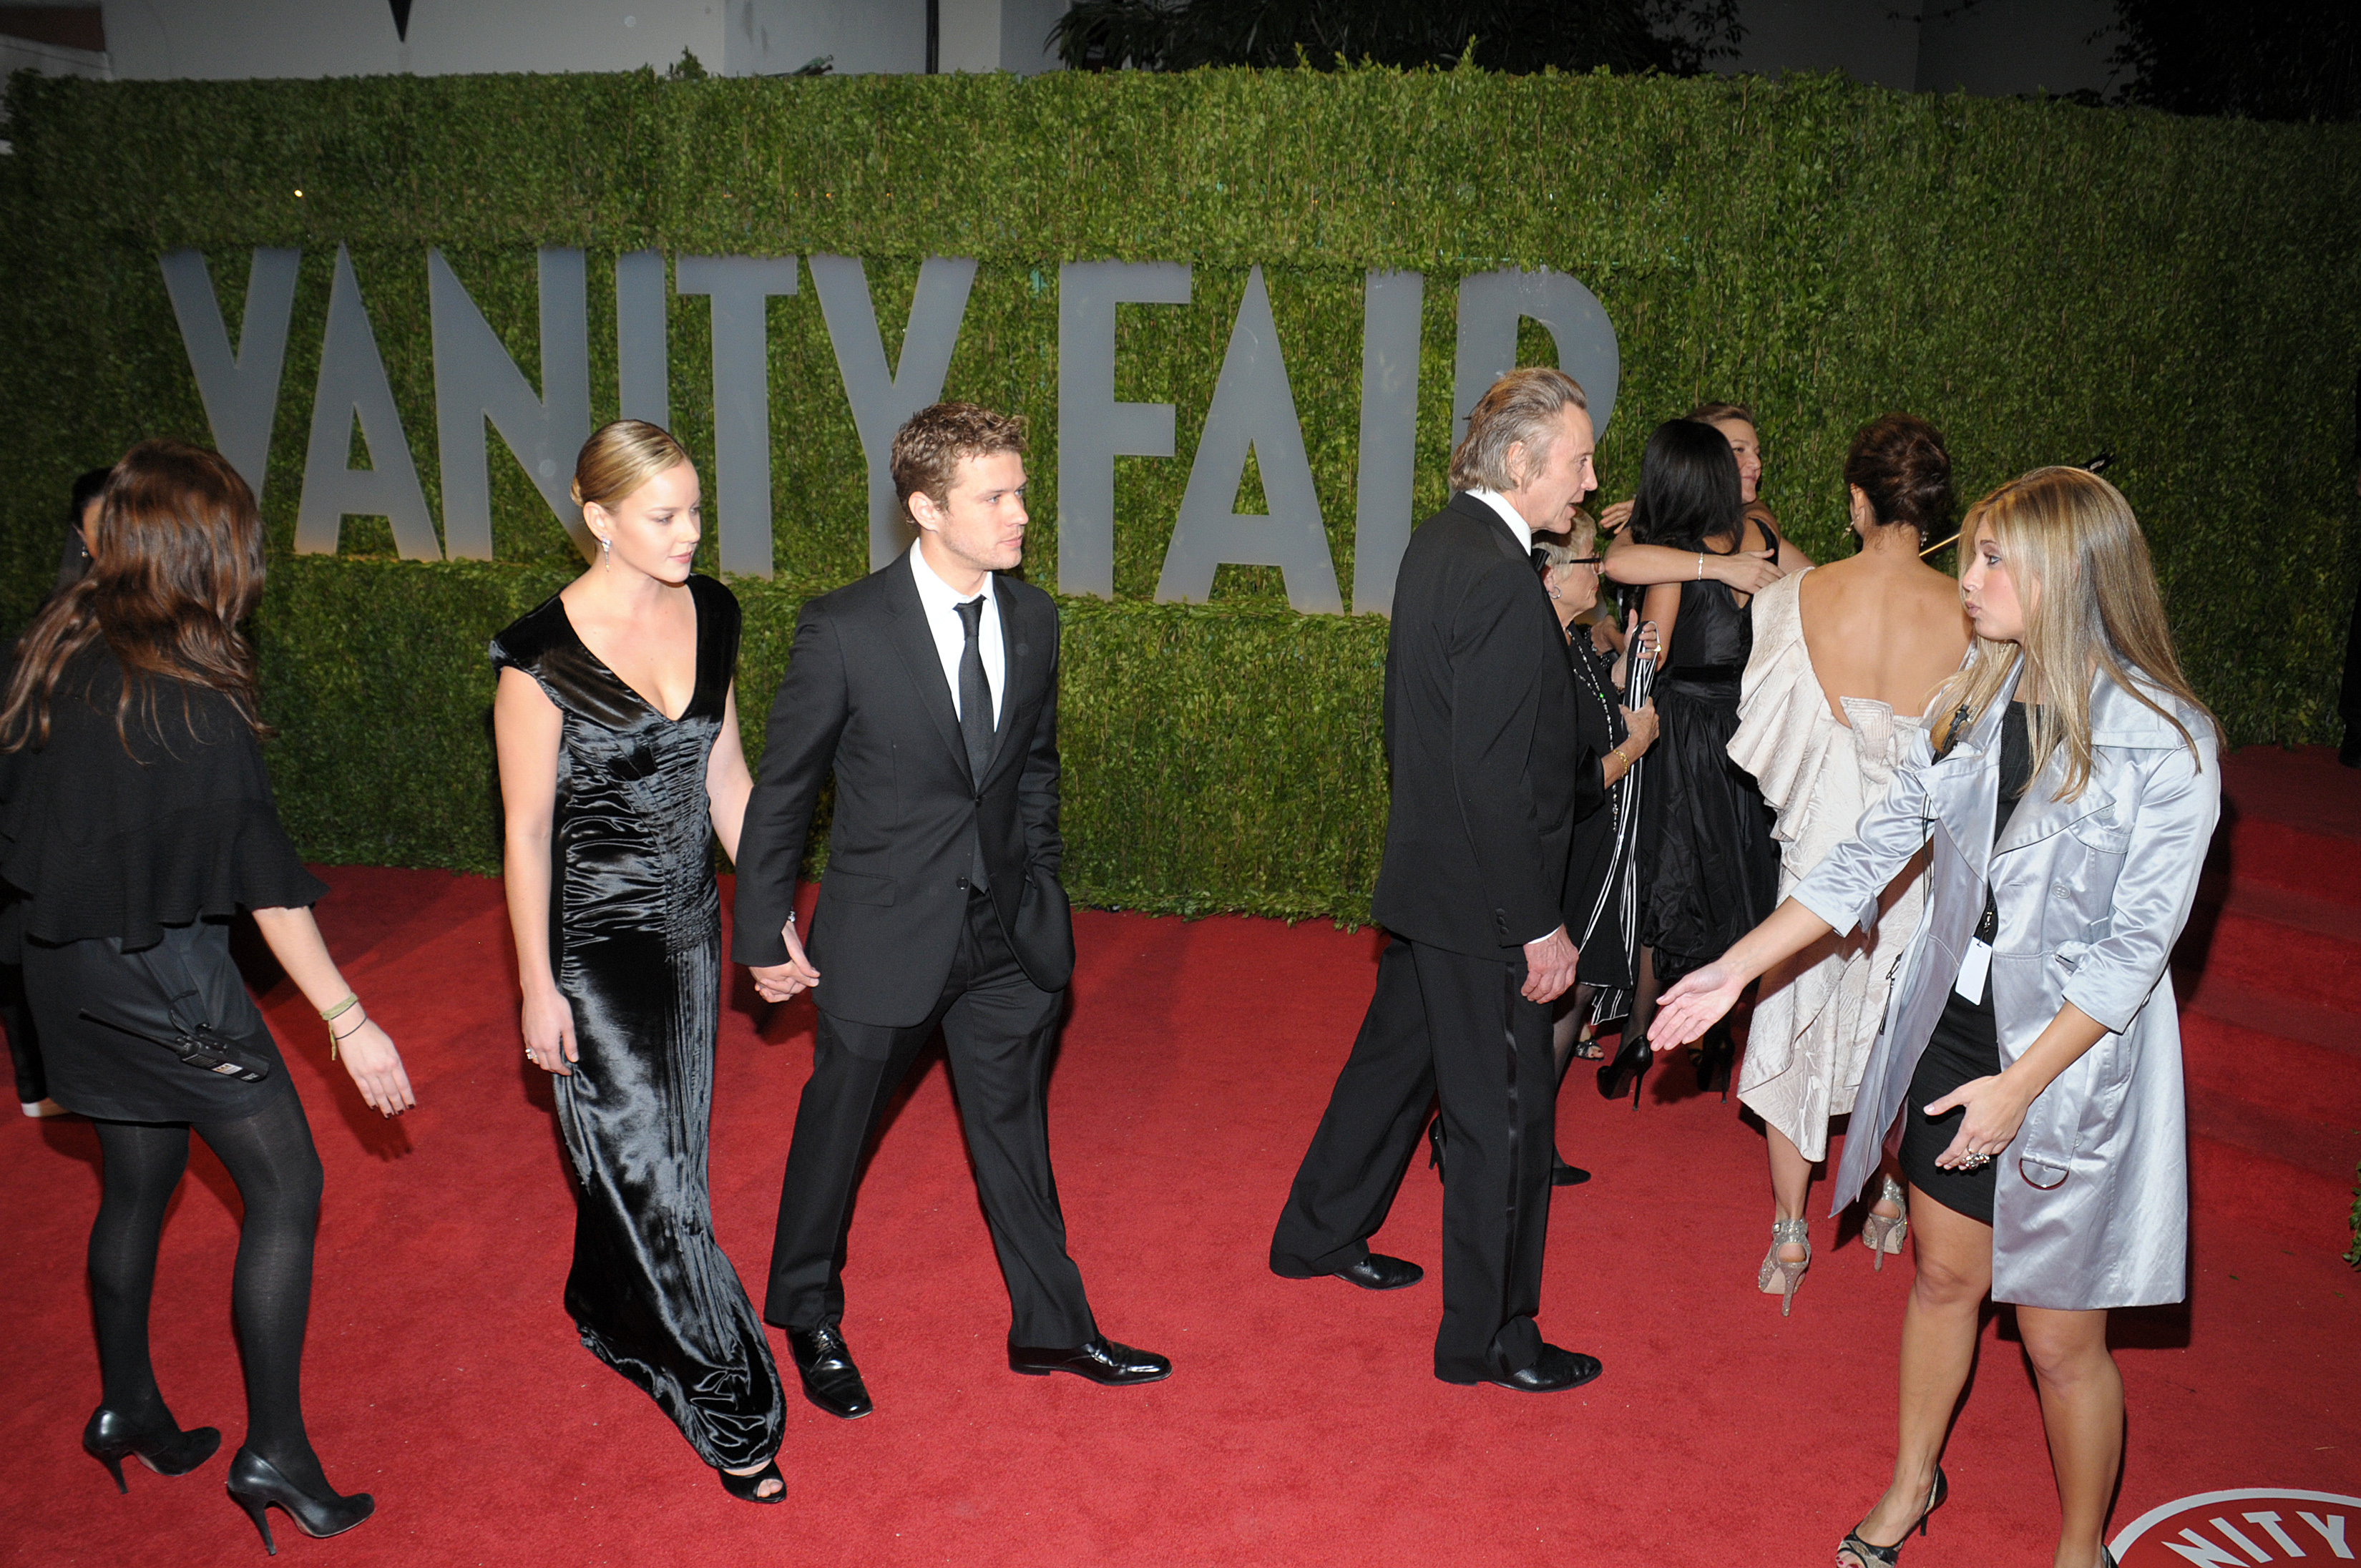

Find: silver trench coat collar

[1794,660,2219,1310]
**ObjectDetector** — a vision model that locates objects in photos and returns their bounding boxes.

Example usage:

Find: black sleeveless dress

[1,645,326,1124]
[1636,531,1782,984]
[489,575,784,1473]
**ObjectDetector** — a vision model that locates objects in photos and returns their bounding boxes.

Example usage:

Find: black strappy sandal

[1836,1468,1947,1567]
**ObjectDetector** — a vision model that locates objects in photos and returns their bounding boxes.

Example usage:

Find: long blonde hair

[1934,466,2218,800]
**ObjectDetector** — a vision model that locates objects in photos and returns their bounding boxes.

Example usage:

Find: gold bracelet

[318,991,359,1023]
[1612,745,1631,767]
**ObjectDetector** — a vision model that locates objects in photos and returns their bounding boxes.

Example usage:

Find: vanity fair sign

[162,247,1618,616]
[2108,1489,2360,1567]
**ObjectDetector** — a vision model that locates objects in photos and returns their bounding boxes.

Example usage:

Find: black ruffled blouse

[0,643,325,957]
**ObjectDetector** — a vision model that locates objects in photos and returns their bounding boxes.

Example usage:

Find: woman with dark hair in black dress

[1,440,416,1552]
[1608,419,1788,1094]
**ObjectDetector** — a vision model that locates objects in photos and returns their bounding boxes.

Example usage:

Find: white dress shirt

[909,542,1004,726]
[1466,488,1536,554]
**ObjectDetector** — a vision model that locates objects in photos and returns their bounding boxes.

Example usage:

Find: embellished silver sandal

[1861,1175,1909,1270]
[1758,1217,1811,1316]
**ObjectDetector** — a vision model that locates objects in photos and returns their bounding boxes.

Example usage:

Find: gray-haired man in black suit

[1272,368,1606,1391]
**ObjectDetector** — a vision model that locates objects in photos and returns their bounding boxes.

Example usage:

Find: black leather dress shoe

[1332,1253,1424,1290]
[1550,1157,1592,1187]
[1482,1343,1603,1393]
[1007,1336,1171,1386]
[786,1326,874,1419]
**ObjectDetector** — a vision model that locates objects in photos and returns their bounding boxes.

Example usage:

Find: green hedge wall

[2,65,2359,923]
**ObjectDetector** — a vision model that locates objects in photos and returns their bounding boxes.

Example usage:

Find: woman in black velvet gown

[492,421,785,1502]
[1620,419,1787,1094]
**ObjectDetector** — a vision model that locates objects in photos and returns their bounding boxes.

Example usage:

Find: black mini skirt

[1900,984,2003,1227]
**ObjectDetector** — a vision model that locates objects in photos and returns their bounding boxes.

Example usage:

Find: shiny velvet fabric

[489,577,783,1471]
[1638,574,1780,981]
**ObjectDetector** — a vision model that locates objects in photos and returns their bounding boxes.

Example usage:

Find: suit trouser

[1270,934,1556,1383]
[764,888,1096,1349]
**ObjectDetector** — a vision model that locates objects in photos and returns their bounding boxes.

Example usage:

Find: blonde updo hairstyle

[572,420,694,520]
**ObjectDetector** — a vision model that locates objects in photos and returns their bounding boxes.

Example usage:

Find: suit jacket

[733,548,1073,1026]
[1796,662,2216,1309]
[1370,492,1599,959]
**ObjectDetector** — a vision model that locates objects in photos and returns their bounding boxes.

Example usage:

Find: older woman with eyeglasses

[1529,514,1658,1180]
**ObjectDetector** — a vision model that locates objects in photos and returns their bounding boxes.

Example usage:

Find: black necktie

[955,596,994,891]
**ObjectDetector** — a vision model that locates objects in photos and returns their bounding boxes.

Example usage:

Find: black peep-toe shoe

[718,1459,786,1504]
[1836,1468,1947,1568]
[1596,1032,1651,1106]
[83,1406,221,1491]
[225,1449,374,1554]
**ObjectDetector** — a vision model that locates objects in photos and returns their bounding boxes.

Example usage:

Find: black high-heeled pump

[1595,1032,1650,1106]
[1836,1466,1947,1568]
[717,1458,786,1504]
[1691,1029,1735,1102]
[225,1448,373,1554]
[83,1406,220,1492]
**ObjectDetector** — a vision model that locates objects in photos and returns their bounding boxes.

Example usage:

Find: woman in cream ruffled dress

[1729,415,1970,1313]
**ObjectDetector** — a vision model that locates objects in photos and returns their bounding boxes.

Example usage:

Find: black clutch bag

[80,1009,273,1082]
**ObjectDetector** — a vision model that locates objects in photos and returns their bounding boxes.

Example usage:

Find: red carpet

[1,748,2355,1567]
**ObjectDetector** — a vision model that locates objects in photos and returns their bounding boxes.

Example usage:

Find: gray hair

[1532,511,1599,567]
[1448,366,1589,493]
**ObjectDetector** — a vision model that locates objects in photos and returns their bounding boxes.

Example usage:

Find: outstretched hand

[1648,963,1744,1052]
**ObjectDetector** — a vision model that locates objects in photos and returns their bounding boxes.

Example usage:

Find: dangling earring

[598,534,612,569]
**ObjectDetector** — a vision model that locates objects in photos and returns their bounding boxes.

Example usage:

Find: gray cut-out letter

[616,250,670,428]
[808,253,977,573]
[675,255,798,579]
[160,247,300,501]
[1452,268,1619,449]
[295,245,439,559]
[431,248,592,562]
[1155,267,1342,615]
[1057,260,1191,599]
[1351,270,1423,617]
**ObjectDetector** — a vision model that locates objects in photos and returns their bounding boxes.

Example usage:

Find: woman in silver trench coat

[1651,466,2220,1568]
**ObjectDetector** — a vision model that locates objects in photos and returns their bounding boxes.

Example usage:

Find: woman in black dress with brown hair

[1,440,416,1551]
[492,421,786,1502]
[1611,418,1788,1094]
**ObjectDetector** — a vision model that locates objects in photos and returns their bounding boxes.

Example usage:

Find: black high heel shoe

[717,1458,786,1504]
[1595,1032,1651,1106]
[1836,1467,1948,1567]
[83,1406,220,1492]
[1427,1115,1447,1183]
[1691,1029,1735,1102]
[225,1449,373,1554]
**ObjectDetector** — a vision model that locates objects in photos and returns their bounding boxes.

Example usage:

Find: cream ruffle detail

[1726,572,1929,1160]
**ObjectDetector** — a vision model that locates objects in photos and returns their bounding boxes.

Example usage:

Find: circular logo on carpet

[2111,1490,2361,1566]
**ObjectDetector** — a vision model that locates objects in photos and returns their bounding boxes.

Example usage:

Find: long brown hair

[1,440,268,751]
[1933,466,2218,800]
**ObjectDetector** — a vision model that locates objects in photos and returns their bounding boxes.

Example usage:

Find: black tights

[88,1087,326,1484]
